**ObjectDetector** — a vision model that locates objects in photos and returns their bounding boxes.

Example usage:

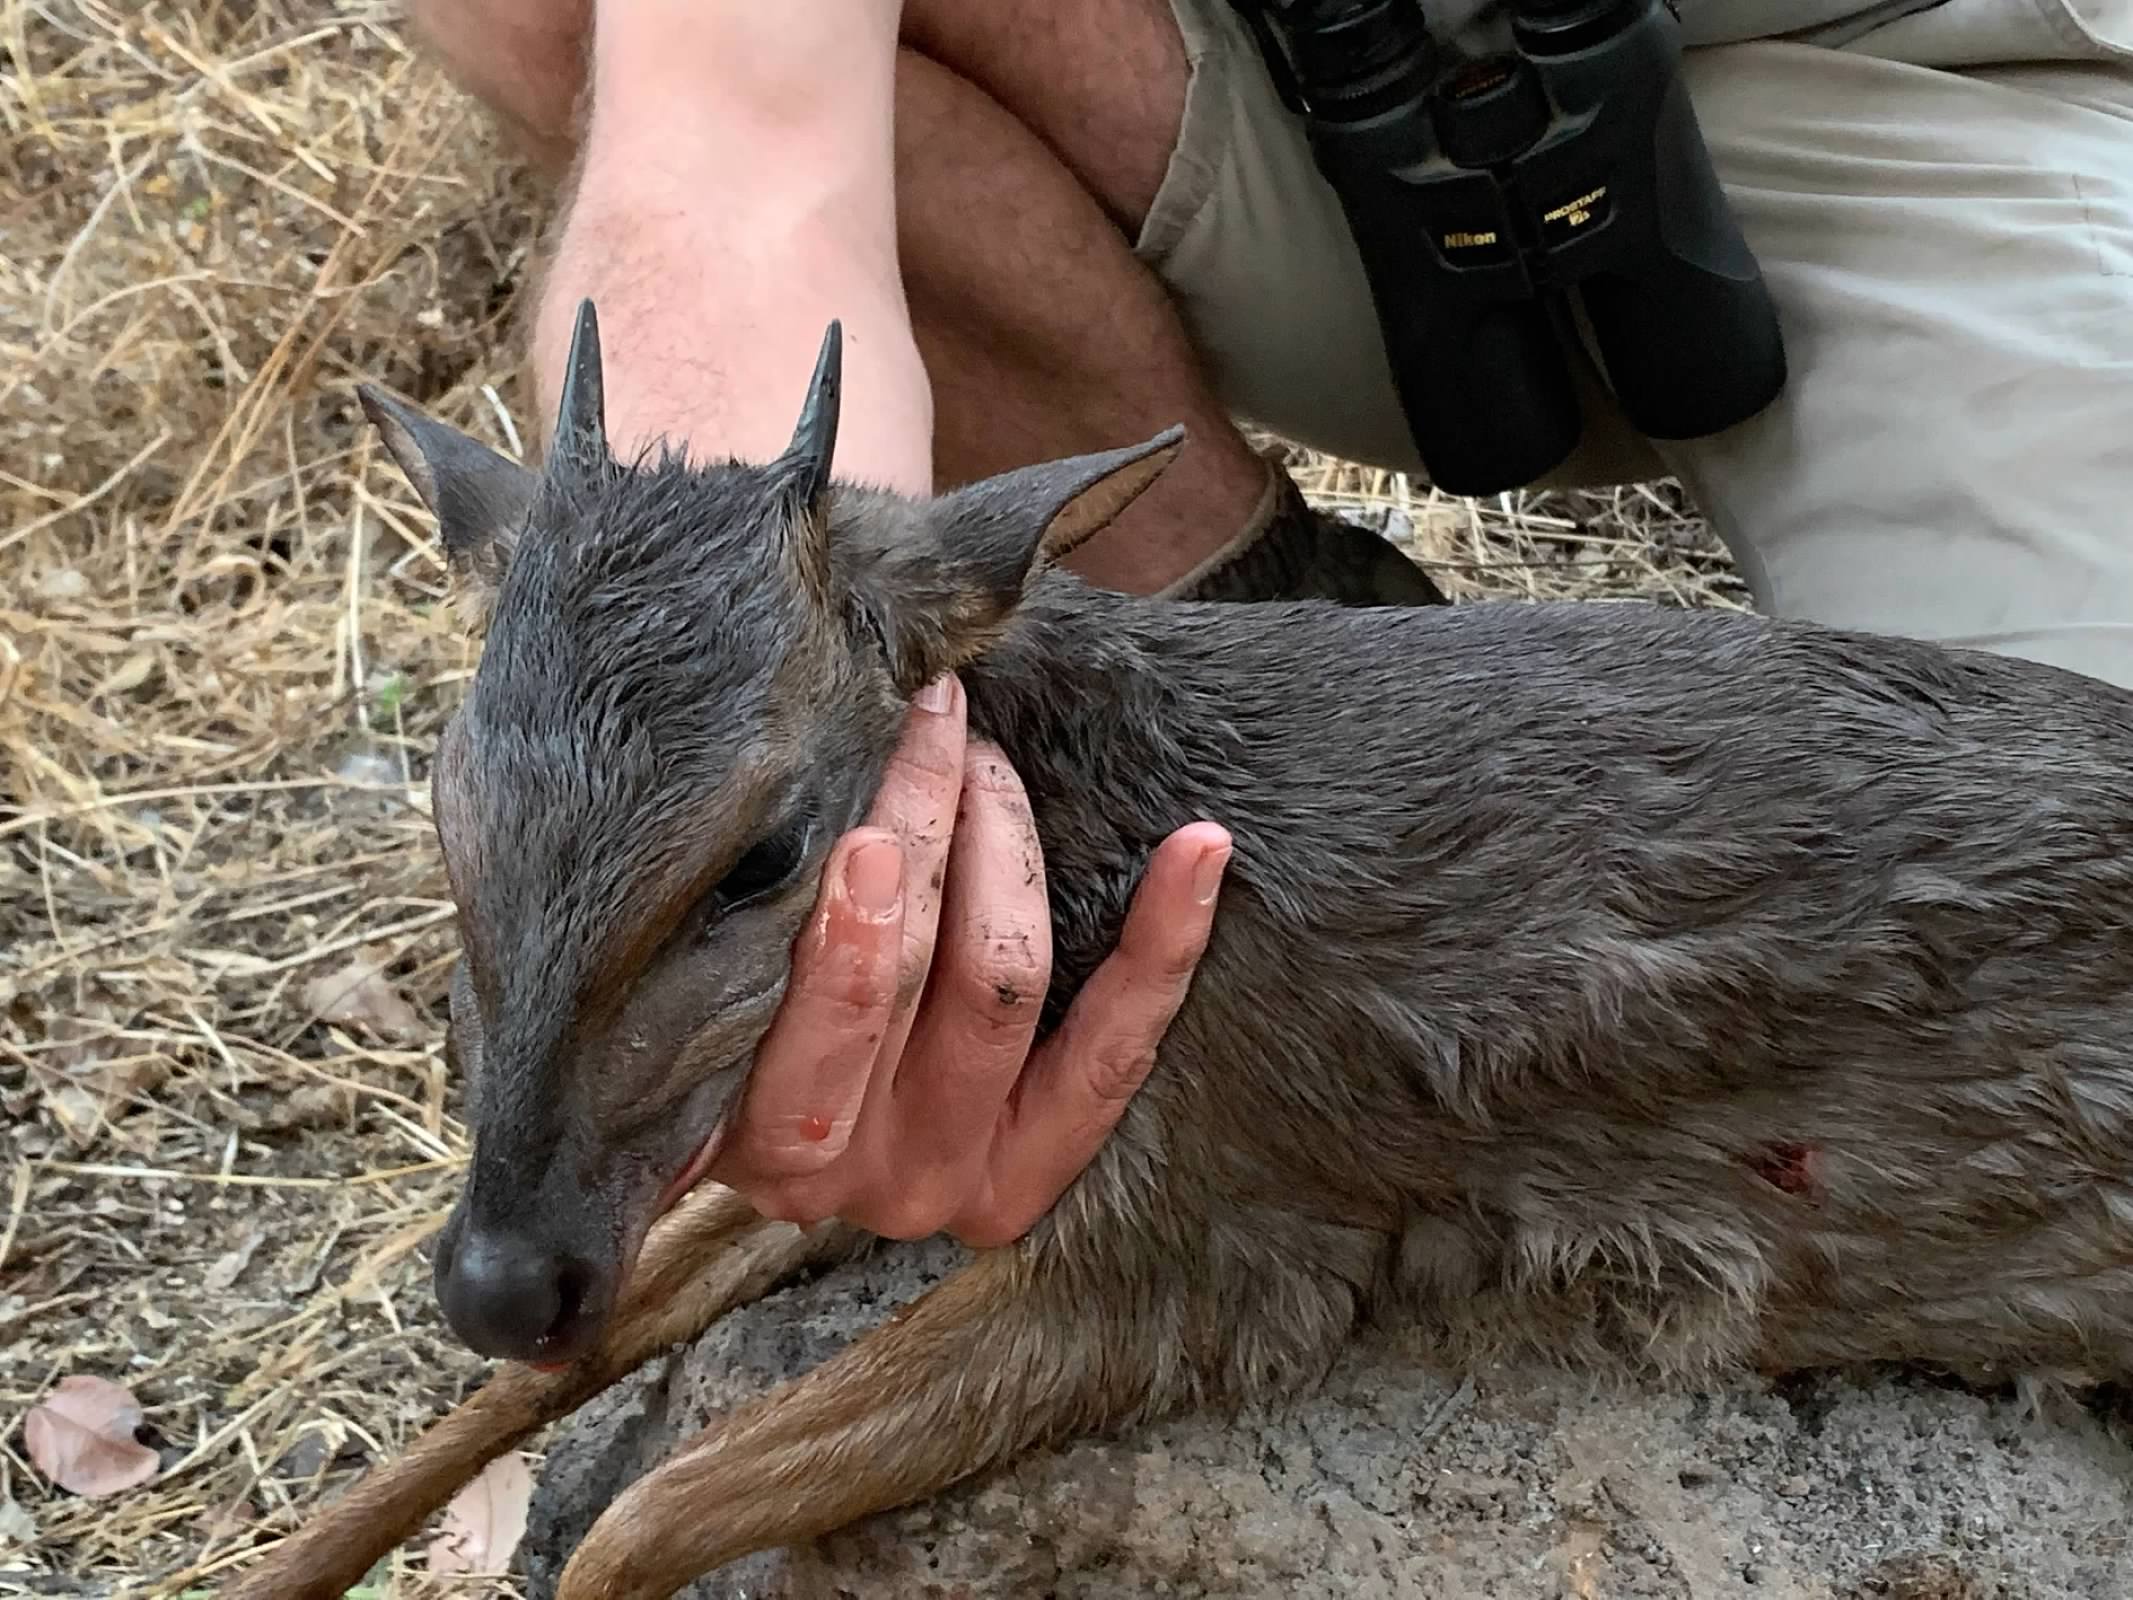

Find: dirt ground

[0,4,1910,1598]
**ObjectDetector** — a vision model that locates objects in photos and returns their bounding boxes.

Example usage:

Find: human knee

[406,0,586,61]
[406,0,591,159]
[900,0,1189,234]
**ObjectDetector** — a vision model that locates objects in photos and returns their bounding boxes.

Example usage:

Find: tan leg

[226,1186,861,1600]
[552,1247,1159,1600]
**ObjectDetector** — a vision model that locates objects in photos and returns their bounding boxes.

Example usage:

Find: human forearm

[530,0,934,493]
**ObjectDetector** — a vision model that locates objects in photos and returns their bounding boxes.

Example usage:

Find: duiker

[347,305,2133,1597]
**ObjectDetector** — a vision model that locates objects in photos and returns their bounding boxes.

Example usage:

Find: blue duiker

[244,302,2133,1600]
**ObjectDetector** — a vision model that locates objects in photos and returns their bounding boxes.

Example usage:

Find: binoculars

[1232,0,1789,496]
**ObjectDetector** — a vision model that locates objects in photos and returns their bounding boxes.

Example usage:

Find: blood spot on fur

[1750,1141,1821,1197]
[800,1114,833,1143]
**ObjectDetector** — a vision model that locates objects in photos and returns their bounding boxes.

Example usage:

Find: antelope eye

[703,819,813,922]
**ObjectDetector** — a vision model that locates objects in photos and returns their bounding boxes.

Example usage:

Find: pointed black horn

[551,298,607,469]
[780,320,842,508]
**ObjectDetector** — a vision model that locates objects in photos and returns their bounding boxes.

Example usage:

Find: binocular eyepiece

[1236,0,1788,497]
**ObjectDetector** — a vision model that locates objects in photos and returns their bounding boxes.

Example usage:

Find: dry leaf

[302,950,426,1043]
[97,1053,171,1102]
[336,747,399,787]
[23,1375,161,1498]
[44,1083,105,1148]
[274,1429,334,1482]
[44,1003,125,1072]
[202,1224,267,1292]
[39,1008,164,1150]
[253,1080,354,1134]
[97,652,158,696]
[0,1493,37,1549]
[426,1450,534,1576]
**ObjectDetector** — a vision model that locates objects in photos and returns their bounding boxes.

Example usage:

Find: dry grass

[0,3,1739,1595]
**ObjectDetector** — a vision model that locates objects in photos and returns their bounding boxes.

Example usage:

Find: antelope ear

[939,425,1186,597]
[850,426,1189,694]
[357,385,538,590]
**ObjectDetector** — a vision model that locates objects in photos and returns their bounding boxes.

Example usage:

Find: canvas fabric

[1142,0,2133,685]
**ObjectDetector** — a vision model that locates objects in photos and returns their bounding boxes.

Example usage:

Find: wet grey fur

[943,575,2133,1385]
[361,313,2133,1589]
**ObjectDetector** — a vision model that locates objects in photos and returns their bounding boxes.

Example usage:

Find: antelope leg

[554,1247,1161,1600]
[226,1186,860,1600]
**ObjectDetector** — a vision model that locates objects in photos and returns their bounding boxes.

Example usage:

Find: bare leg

[520,3,934,492]
[889,35,1270,591]
[405,0,588,179]
[406,0,1427,598]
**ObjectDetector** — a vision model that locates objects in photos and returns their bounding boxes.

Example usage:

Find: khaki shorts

[1142,0,2133,688]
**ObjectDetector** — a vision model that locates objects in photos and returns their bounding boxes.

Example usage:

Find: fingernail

[916,673,955,714]
[1192,842,1231,906]
[845,838,904,916]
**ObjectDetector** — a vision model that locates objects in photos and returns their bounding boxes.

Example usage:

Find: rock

[518,1238,2133,1599]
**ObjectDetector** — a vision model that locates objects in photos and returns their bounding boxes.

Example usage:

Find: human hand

[705,672,1231,1248]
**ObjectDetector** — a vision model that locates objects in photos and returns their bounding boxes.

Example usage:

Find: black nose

[436,1226,604,1362]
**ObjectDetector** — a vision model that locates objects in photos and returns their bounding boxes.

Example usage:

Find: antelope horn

[551,297,608,469]
[779,319,842,512]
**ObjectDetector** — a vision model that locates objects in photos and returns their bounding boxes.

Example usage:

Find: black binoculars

[1232,0,1789,497]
